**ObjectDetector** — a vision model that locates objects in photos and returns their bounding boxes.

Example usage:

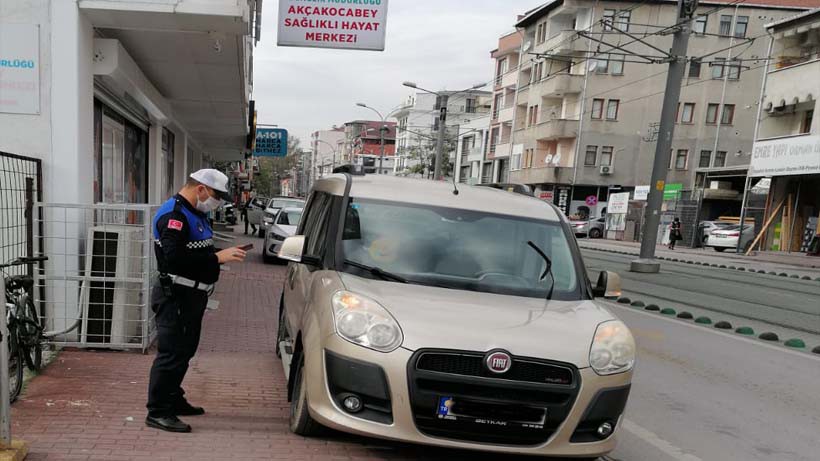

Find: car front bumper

[301,334,632,457]
[706,236,739,248]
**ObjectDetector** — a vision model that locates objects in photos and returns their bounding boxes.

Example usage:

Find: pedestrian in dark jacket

[668,217,682,250]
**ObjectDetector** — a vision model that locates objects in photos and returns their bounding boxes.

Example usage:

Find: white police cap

[190,169,232,201]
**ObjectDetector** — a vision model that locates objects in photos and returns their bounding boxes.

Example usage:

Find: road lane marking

[622,419,703,461]
[606,301,820,363]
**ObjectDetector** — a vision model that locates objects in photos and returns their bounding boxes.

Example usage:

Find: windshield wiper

[344,259,408,284]
[527,241,555,300]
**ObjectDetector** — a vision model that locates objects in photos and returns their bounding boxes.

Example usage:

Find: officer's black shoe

[174,402,205,416]
[145,415,192,433]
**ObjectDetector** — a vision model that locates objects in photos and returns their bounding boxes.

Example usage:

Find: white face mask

[196,189,222,213]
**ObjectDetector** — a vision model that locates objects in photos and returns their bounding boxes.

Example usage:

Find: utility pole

[379,125,387,174]
[631,0,698,273]
[434,94,449,180]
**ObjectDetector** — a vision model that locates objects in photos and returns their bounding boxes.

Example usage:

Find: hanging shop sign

[0,23,40,114]
[254,128,288,157]
[749,135,820,177]
[278,0,390,51]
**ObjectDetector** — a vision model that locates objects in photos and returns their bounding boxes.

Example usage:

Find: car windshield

[340,198,582,300]
[278,210,302,226]
[270,199,303,209]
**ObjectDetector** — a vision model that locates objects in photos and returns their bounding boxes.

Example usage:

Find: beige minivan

[276,172,634,459]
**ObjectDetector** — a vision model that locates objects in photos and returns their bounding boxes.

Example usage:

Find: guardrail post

[0,274,11,446]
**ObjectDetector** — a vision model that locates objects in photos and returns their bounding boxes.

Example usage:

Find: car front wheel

[589,228,603,239]
[714,247,726,252]
[289,353,323,436]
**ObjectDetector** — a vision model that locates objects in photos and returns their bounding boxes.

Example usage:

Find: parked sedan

[263,207,303,263]
[261,197,305,238]
[570,217,606,238]
[697,220,734,245]
[705,224,754,252]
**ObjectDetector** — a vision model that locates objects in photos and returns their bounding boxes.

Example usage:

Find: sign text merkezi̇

[278,0,390,51]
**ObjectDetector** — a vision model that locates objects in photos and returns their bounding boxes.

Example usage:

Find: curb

[579,244,820,282]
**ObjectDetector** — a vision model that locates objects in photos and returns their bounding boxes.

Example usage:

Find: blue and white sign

[0,23,40,115]
[254,128,288,157]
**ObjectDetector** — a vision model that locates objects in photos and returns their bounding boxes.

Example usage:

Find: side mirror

[279,236,305,263]
[593,270,622,299]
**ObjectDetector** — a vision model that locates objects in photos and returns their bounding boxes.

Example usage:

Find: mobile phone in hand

[238,244,254,251]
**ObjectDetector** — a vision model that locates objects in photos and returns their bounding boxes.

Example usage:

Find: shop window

[94,101,149,205]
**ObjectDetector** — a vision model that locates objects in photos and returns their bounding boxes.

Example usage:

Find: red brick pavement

[10,230,561,461]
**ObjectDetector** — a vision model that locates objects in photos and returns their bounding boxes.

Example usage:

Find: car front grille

[407,349,580,446]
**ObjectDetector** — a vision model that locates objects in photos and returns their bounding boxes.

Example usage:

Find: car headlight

[589,320,635,375]
[331,291,403,353]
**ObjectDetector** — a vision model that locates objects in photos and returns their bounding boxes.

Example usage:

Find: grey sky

[253,0,546,146]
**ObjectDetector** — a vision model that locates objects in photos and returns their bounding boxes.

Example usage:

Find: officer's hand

[217,247,247,264]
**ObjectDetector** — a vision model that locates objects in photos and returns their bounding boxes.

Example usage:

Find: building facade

[743,8,820,254]
[504,0,809,219]
[311,127,345,177]
[488,29,523,184]
[341,120,397,174]
[454,114,491,184]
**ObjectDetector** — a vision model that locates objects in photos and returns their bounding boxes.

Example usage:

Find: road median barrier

[720,265,728,268]
[643,304,660,311]
[759,332,779,341]
[784,339,806,348]
[801,276,812,280]
[631,300,646,308]
[714,321,732,330]
[812,346,820,354]
[695,316,712,325]
[735,327,755,335]
[660,308,676,316]
[737,267,746,271]
[617,297,632,304]
[789,274,800,279]
[676,311,693,319]
[778,273,788,277]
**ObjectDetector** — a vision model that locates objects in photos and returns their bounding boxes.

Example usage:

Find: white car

[705,224,754,252]
[263,207,303,263]
[261,198,305,238]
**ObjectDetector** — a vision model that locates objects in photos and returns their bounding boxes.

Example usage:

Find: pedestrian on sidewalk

[146,169,248,433]
[668,217,682,250]
[242,195,258,235]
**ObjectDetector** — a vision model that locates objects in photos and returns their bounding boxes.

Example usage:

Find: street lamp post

[355,103,393,174]
[402,81,486,180]
[314,139,339,174]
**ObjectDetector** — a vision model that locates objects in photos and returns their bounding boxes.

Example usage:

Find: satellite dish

[523,41,532,53]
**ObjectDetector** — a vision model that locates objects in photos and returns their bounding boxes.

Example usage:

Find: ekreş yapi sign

[278,0,389,51]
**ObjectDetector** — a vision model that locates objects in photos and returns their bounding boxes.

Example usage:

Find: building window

[719,15,732,36]
[721,104,735,124]
[606,99,620,120]
[802,110,814,134]
[706,103,719,124]
[674,149,689,170]
[699,150,712,168]
[592,99,605,119]
[524,148,535,168]
[734,16,749,38]
[727,61,741,80]
[600,146,614,166]
[528,105,540,126]
[610,54,625,75]
[617,10,631,32]
[585,145,598,166]
[493,94,502,119]
[712,58,725,79]
[689,59,701,78]
[603,9,616,31]
[714,150,727,167]
[594,56,609,73]
[466,98,477,114]
[693,15,708,35]
[681,103,695,124]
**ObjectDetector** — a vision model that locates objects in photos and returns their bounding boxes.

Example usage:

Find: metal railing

[0,152,43,277]
[33,203,159,351]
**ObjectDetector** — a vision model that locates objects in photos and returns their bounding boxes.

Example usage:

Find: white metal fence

[33,203,159,351]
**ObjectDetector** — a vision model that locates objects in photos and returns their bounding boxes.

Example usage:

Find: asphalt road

[606,303,820,461]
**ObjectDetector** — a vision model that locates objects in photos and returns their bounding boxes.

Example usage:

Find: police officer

[146,169,247,433]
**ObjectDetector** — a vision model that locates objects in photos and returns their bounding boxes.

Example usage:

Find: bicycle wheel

[19,297,43,372]
[8,323,24,403]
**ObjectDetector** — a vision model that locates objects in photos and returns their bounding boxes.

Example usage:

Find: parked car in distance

[697,220,734,245]
[570,217,606,238]
[276,173,633,459]
[245,196,268,232]
[263,207,303,264]
[259,197,305,238]
[705,224,754,252]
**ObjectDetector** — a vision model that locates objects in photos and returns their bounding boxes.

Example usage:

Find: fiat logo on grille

[485,351,512,374]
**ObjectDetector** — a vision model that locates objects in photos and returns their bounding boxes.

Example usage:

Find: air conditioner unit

[600,165,614,175]
[79,225,145,347]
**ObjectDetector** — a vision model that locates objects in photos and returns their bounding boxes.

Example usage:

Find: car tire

[714,247,726,252]
[589,228,603,239]
[276,297,287,358]
[263,250,276,264]
[258,229,265,238]
[289,353,323,437]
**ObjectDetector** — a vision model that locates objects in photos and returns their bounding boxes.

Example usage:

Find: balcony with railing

[539,30,580,54]
[533,73,584,97]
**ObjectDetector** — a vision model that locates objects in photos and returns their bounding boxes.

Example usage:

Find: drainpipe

[736,30,774,252]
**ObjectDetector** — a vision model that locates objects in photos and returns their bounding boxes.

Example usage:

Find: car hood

[272,224,297,236]
[340,274,615,367]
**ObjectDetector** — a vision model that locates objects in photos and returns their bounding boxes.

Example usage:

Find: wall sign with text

[254,128,289,157]
[277,0,390,51]
[0,23,40,114]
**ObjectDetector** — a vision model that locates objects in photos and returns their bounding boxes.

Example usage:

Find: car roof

[279,206,303,213]
[314,174,561,221]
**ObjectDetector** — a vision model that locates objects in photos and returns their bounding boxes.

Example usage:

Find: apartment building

[340,120,397,174]
[504,0,810,218]
[743,8,820,253]
[394,90,492,177]
[1,0,259,206]
[487,30,524,184]
[311,127,345,177]
[454,114,491,184]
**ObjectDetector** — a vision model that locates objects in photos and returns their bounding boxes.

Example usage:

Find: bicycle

[1,256,47,402]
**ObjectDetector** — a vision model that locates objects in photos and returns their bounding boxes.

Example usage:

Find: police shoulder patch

[168,219,184,231]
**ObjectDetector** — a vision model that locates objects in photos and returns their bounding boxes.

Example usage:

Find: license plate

[436,396,546,429]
